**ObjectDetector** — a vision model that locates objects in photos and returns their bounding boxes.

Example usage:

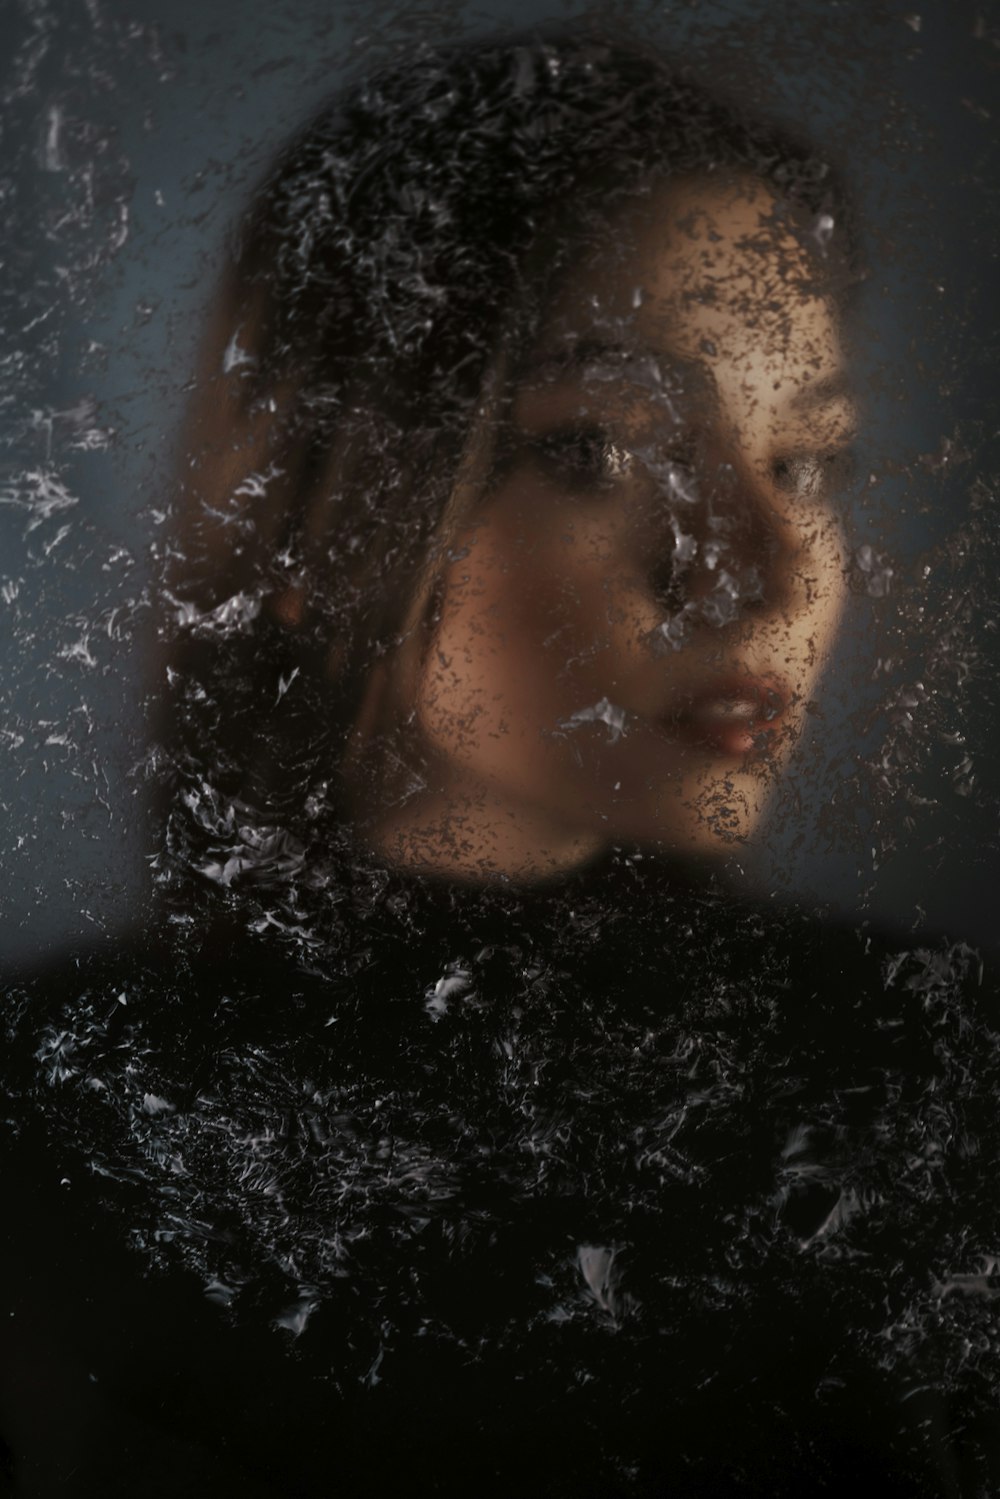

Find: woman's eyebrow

[519,338,713,398]
[789,369,855,414]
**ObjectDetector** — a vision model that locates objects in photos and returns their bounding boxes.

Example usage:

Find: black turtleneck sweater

[2,855,999,1496]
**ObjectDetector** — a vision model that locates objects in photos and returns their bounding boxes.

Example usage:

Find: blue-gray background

[1,0,997,964]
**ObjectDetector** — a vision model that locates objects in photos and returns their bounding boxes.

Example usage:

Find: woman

[3,29,998,1498]
[164,26,855,891]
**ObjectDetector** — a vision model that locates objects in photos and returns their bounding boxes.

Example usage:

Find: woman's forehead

[532,173,846,425]
[552,172,820,290]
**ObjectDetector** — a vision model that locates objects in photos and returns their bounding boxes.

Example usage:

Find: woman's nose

[646,456,802,628]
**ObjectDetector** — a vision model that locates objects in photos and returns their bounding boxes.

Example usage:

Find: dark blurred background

[0,0,997,962]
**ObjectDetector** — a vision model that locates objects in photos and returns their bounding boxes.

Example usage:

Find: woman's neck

[358,774,606,885]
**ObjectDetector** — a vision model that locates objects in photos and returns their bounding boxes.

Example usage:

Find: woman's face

[353,174,854,880]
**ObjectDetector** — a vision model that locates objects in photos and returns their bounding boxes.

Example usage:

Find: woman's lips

[667,676,792,759]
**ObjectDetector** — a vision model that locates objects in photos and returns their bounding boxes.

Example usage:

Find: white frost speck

[223,327,256,373]
[559,698,627,744]
[141,1093,176,1117]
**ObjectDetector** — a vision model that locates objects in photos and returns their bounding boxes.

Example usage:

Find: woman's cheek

[416,522,561,773]
[415,518,614,788]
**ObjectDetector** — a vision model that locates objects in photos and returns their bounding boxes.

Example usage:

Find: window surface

[2,4,999,1496]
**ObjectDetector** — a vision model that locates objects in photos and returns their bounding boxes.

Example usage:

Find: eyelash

[772,449,856,501]
[538,426,632,488]
[516,424,855,504]
[527,424,695,494]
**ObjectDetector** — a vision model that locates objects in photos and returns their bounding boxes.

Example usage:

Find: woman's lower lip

[666,680,791,759]
[678,716,764,758]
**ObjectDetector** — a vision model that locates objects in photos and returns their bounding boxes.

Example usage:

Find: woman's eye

[772,448,856,501]
[533,426,635,490]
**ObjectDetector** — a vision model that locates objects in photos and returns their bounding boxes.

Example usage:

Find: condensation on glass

[1,4,998,1495]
